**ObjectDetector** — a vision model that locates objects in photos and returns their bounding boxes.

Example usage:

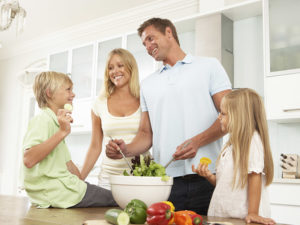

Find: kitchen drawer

[265,73,300,122]
[269,181,300,224]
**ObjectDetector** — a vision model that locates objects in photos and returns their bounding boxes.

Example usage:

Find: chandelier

[0,0,26,34]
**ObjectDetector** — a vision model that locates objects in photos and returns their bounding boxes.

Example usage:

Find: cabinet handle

[71,124,84,127]
[283,108,300,112]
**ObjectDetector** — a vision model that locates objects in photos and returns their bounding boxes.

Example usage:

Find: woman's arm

[80,111,103,180]
[246,172,275,225]
[66,160,82,179]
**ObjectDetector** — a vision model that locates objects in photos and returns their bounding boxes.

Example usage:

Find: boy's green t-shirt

[22,107,87,208]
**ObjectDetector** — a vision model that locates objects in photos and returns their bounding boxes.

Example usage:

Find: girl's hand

[245,213,276,225]
[192,162,213,179]
[57,109,73,135]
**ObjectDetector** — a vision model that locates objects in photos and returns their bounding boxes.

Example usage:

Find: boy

[23,71,116,208]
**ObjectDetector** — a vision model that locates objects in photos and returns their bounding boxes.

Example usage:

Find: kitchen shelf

[273,178,300,184]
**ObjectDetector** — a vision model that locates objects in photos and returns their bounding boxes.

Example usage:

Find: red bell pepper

[146,202,174,225]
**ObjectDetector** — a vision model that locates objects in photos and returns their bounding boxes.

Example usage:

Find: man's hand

[57,109,73,135]
[106,139,126,159]
[173,139,197,160]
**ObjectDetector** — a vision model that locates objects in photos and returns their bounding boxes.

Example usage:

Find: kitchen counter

[0,194,284,225]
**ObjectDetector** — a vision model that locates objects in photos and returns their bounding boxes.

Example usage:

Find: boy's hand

[57,109,73,135]
[192,162,213,179]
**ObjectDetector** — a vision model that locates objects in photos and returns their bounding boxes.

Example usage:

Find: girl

[192,88,275,225]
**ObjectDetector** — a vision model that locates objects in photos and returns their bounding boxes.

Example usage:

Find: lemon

[200,157,211,165]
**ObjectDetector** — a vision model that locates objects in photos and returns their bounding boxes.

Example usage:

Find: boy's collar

[43,107,59,126]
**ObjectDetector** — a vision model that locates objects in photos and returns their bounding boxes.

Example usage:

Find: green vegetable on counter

[104,209,129,225]
[124,199,147,224]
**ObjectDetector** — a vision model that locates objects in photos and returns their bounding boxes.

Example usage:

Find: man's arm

[173,89,231,160]
[106,111,153,159]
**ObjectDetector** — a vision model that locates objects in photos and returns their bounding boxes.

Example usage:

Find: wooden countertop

[0,194,283,225]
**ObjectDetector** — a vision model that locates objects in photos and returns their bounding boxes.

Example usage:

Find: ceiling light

[0,0,26,35]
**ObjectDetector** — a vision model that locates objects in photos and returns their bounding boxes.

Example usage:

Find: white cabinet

[49,51,69,74]
[263,0,300,122]
[264,0,300,77]
[71,44,95,99]
[265,74,300,122]
[96,37,122,95]
[269,180,300,224]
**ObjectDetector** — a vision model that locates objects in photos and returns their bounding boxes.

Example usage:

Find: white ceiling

[0,0,154,48]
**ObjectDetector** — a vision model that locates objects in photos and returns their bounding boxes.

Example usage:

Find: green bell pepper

[124,199,147,224]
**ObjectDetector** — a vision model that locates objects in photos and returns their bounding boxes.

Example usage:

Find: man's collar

[158,54,193,73]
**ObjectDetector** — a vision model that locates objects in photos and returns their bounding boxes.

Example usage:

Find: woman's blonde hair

[221,88,274,189]
[33,71,72,108]
[100,48,140,98]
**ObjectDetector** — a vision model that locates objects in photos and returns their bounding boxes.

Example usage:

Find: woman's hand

[106,139,126,159]
[245,213,276,225]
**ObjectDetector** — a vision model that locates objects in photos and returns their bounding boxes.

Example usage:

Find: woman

[81,48,145,190]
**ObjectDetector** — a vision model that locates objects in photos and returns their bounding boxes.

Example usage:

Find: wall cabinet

[265,73,300,122]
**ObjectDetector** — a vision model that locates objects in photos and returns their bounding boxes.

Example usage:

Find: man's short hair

[137,17,180,45]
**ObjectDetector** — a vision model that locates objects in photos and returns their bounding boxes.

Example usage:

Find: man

[106,17,231,214]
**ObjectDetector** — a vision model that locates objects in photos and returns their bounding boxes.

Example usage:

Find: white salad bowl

[109,175,173,209]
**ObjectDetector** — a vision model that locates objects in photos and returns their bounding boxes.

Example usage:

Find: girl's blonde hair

[100,48,140,98]
[221,88,274,189]
[33,71,72,108]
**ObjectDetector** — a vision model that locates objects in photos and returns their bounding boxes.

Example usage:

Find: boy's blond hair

[33,71,73,108]
[100,48,140,99]
[220,88,274,189]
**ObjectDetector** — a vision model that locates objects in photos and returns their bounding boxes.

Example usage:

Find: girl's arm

[192,163,216,186]
[80,111,103,180]
[246,172,275,225]
[23,109,72,168]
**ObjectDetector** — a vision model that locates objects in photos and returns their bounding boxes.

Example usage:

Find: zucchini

[104,209,130,225]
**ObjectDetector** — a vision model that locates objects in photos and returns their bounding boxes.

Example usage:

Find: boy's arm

[23,109,72,168]
[66,160,82,180]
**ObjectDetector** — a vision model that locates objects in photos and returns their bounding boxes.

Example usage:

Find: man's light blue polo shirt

[140,54,231,177]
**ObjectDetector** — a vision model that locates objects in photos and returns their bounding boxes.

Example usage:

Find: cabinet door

[71,44,94,99]
[127,33,155,82]
[71,99,93,133]
[267,0,300,74]
[269,182,300,224]
[265,73,300,121]
[49,51,68,73]
[96,38,122,96]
